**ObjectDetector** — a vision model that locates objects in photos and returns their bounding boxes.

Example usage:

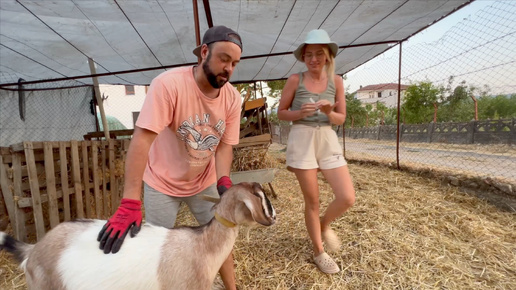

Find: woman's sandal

[314,252,340,274]
[322,228,341,252]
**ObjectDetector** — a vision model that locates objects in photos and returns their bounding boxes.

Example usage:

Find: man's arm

[215,141,234,194]
[121,126,158,200]
[97,126,157,254]
[215,141,233,178]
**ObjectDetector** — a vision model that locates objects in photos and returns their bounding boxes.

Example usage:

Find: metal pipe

[202,0,213,27]
[193,0,201,63]
[470,95,478,120]
[396,41,403,170]
[0,40,401,88]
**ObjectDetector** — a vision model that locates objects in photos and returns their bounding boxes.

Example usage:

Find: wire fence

[272,1,516,197]
[0,72,155,147]
[0,79,96,146]
[343,1,516,196]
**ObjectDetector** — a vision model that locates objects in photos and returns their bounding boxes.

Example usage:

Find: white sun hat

[293,29,339,62]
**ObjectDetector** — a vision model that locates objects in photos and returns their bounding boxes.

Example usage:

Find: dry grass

[2,144,515,289]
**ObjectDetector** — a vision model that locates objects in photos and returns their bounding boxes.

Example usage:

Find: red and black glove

[217,176,232,195]
[97,198,142,254]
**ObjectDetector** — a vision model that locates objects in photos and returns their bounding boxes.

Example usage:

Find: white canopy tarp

[0,0,473,86]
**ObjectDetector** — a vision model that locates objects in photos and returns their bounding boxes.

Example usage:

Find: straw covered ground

[1,144,515,289]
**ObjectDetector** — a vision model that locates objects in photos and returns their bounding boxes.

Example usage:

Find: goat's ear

[242,183,276,226]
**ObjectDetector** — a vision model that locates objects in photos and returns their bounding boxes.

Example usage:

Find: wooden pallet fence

[0,139,130,242]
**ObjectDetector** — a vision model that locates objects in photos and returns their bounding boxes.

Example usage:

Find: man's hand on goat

[97,198,142,254]
[217,176,232,195]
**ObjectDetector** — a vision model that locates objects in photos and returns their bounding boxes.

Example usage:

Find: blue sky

[345,0,514,94]
[404,0,499,48]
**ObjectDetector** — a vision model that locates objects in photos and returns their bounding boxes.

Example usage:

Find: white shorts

[286,124,347,170]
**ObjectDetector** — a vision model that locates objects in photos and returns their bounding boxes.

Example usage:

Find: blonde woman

[278,29,356,274]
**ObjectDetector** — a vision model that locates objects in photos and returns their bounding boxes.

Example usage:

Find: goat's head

[217,182,276,227]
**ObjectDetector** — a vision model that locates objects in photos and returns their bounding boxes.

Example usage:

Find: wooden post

[0,156,18,237]
[24,142,46,240]
[43,142,60,228]
[11,153,27,241]
[59,142,71,221]
[91,141,102,218]
[101,142,109,217]
[108,139,117,212]
[70,140,84,219]
[88,58,110,140]
[82,141,92,218]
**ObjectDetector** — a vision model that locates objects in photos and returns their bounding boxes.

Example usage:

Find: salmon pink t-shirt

[135,66,241,197]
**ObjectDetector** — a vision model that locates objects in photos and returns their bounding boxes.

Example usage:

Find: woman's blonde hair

[321,45,335,84]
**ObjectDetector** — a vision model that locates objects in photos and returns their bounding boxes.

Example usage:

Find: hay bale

[232,144,279,172]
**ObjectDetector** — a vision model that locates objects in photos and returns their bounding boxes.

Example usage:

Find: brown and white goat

[0,182,276,290]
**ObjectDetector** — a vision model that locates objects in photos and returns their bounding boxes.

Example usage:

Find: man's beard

[202,52,229,89]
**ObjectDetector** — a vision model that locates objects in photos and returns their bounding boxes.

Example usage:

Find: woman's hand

[316,100,339,115]
[299,102,319,118]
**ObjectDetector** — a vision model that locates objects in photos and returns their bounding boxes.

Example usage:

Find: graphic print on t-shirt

[176,113,226,165]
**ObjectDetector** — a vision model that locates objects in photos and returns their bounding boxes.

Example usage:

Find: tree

[478,94,516,120]
[438,78,479,122]
[345,98,366,128]
[265,80,286,110]
[401,81,442,124]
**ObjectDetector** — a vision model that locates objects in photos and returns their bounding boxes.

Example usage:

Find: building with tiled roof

[355,83,409,108]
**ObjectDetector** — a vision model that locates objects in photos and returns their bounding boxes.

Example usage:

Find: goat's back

[24,219,182,290]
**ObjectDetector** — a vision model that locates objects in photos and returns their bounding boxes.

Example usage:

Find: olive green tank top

[291,72,335,126]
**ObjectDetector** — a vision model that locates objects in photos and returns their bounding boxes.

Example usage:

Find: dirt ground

[1,143,515,289]
[341,138,516,212]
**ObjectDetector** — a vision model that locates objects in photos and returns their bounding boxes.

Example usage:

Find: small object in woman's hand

[310,98,320,114]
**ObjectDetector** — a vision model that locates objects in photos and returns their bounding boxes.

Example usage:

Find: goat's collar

[214,212,236,228]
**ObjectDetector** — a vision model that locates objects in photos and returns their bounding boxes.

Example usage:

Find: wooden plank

[11,154,27,241]
[101,142,109,217]
[244,98,266,111]
[239,124,258,138]
[233,141,271,149]
[11,141,63,152]
[43,142,60,228]
[24,142,46,241]
[0,147,12,163]
[70,140,84,219]
[0,147,11,155]
[59,142,71,221]
[230,168,277,184]
[0,156,17,236]
[91,141,102,219]
[239,134,271,144]
[84,129,134,140]
[108,139,117,213]
[82,141,92,218]
[17,188,76,208]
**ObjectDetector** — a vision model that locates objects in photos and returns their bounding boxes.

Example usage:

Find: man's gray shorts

[143,182,219,229]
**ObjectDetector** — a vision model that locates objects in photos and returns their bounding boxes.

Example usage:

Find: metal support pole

[396,42,403,169]
[193,0,201,63]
